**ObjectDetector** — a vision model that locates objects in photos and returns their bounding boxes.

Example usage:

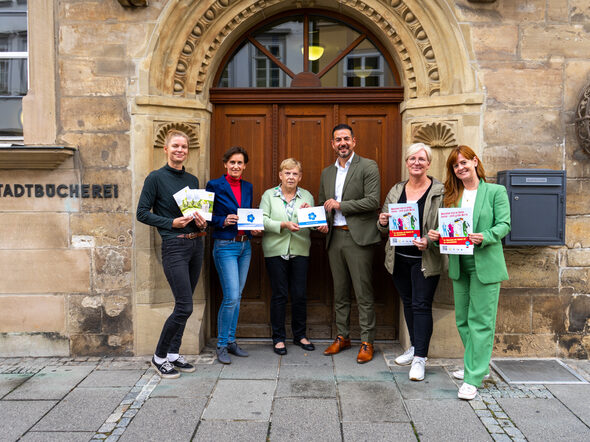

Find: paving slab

[5,365,95,400]
[95,358,150,371]
[391,365,459,399]
[333,349,393,382]
[119,397,206,442]
[0,400,57,442]
[78,370,144,387]
[19,431,94,442]
[193,421,268,442]
[202,379,275,421]
[406,399,492,441]
[0,373,31,398]
[547,384,590,426]
[269,397,341,442]
[497,397,590,441]
[32,387,129,432]
[280,346,329,365]
[276,363,336,398]
[219,346,279,380]
[338,381,409,422]
[151,364,222,398]
[342,422,417,441]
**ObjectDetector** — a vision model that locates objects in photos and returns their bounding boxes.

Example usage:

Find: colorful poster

[438,207,474,255]
[172,187,215,221]
[297,206,327,228]
[237,208,264,230]
[388,203,420,246]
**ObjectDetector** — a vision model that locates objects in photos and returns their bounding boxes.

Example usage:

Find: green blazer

[260,186,314,257]
[448,180,511,284]
[318,153,381,248]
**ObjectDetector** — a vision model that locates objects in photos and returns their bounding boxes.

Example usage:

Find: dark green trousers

[327,229,376,343]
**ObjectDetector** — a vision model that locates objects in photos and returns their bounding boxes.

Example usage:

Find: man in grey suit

[318,123,381,363]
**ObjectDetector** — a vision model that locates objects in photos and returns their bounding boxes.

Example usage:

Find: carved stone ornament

[117,0,148,7]
[172,0,440,98]
[413,122,457,148]
[154,122,200,150]
[575,82,590,155]
[467,0,496,3]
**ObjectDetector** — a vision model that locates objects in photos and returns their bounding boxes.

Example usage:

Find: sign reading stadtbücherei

[438,207,474,255]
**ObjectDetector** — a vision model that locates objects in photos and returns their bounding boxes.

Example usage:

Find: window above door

[216,12,399,88]
[0,0,27,141]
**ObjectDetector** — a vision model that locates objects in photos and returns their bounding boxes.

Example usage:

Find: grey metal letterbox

[497,169,566,246]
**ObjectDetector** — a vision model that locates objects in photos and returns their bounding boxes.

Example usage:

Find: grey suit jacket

[319,153,381,248]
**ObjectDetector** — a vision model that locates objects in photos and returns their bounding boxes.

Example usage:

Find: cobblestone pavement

[1,344,589,441]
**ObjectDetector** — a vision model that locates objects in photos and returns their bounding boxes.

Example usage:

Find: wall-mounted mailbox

[497,169,566,246]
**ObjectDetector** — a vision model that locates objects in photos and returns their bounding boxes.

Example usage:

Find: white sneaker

[409,357,426,381]
[452,369,490,381]
[458,382,478,400]
[395,346,415,365]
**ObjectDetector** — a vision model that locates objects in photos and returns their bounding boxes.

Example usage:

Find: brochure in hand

[172,186,215,221]
[388,203,420,246]
[237,208,264,230]
[297,206,327,228]
[438,207,474,255]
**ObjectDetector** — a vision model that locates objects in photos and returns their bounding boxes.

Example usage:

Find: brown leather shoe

[356,342,374,364]
[323,335,352,355]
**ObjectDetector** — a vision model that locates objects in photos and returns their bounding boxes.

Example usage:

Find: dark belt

[333,225,349,231]
[177,232,206,239]
[232,234,249,242]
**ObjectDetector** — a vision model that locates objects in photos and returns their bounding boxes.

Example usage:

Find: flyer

[388,203,420,246]
[297,206,327,228]
[237,208,264,230]
[172,187,215,221]
[438,207,474,255]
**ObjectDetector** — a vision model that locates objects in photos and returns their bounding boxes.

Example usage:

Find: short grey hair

[405,142,432,163]
[279,158,302,172]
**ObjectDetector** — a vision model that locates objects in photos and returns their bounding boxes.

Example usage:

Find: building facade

[1,0,589,358]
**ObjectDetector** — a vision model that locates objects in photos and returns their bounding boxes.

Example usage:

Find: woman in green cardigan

[428,145,510,401]
[260,158,315,355]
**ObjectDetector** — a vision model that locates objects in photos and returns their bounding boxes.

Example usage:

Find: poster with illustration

[172,186,215,221]
[388,203,420,246]
[438,207,473,255]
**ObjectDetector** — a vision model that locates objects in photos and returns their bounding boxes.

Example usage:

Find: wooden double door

[210,89,403,340]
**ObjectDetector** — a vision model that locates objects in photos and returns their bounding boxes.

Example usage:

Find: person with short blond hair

[137,129,207,379]
[378,142,444,381]
[260,158,315,354]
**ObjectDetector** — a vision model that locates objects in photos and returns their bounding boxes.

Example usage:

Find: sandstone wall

[450,0,590,358]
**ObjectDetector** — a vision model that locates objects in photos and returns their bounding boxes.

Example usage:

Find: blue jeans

[213,239,252,347]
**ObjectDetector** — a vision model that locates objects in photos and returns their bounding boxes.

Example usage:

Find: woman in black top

[377,143,444,381]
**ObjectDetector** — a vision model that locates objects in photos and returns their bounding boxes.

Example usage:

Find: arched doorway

[209,10,404,340]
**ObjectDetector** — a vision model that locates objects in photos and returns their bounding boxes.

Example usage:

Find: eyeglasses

[407,157,428,164]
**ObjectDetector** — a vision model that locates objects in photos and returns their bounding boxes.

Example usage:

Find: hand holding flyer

[388,203,420,246]
[438,207,474,255]
[297,206,327,228]
[172,187,215,221]
[237,208,264,230]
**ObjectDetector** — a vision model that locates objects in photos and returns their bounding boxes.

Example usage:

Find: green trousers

[453,255,500,386]
[327,229,376,343]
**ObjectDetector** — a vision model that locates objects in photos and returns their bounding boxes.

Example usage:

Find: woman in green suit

[428,145,510,400]
[260,158,315,355]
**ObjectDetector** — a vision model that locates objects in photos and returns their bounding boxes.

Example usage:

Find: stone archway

[132,0,483,356]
